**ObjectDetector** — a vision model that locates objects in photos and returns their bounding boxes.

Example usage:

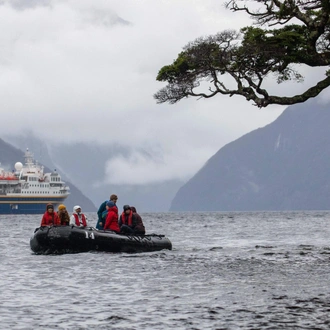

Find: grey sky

[0,0,326,186]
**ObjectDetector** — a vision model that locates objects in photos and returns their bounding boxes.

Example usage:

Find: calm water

[1,211,330,329]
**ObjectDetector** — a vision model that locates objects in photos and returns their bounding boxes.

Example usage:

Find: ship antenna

[39,145,43,164]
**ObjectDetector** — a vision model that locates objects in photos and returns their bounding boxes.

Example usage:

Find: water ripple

[1,211,330,329]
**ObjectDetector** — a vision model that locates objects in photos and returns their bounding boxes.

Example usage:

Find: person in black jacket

[130,206,145,235]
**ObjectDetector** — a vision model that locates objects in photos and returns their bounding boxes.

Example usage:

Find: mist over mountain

[1,135,184,212]
[5,98,329,213]
[170,99,330,211]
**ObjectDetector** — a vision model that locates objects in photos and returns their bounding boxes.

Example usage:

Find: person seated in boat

[103,201,120,233]
[130,206,146,235]
[70,205,88,227]
[57,204,70,226]
[40,203,60,227]
[119,205,145,235]
[96,194,118,230]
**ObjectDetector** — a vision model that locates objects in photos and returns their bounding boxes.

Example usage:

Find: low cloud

[1,0,318,186]
[104,145,214,185]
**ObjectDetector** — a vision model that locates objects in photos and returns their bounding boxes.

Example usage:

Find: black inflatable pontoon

[30,226,172,254]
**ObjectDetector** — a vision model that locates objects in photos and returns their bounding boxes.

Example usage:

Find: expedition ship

[0,149,70,214]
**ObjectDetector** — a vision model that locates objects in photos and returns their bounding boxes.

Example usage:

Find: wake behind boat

[30,225,172,254]
[0,148,70,214]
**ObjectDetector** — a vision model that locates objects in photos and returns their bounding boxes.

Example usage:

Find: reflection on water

[1,211,330,329]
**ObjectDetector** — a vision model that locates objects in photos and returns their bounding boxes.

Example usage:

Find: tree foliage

[154,0,330,108]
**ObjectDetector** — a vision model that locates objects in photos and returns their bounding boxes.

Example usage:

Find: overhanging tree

[154,0,330,108]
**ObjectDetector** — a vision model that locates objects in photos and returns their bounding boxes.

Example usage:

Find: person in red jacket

[104,201,120,233]
[40,203,60,226]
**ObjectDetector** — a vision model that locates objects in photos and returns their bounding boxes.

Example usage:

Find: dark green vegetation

[154,0,330,108]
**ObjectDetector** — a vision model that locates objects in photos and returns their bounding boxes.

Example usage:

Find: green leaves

[155,0,330,107]
[156,53,190,83]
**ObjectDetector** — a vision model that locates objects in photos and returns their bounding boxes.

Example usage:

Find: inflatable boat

[30,225,172,254]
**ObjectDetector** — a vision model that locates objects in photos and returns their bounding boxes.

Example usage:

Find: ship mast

[24,148,34,168]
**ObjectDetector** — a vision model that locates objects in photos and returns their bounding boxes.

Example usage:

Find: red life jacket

[121,211,133,226]
[73,213,87,227]
[41,211,60,226]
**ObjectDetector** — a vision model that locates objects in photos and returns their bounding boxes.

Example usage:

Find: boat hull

[30,226,173,254]
[0,197,67,214]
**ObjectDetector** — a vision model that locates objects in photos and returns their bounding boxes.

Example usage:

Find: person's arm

[134,214,145,234]
[40,214,47,226]
[54,213,61,226]
[132,214,138,228]
[136,214,144,226]
[97,201,106,218]
[69,215,76,226]
[104,212,111,230]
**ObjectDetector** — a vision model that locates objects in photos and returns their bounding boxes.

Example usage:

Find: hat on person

[46,203,54,210]
[106,201,115,208]
[73,205,81,212]
[130,206,137,213]
[123,205,131,211]
[109,194,118,201]
[58,204,66,211]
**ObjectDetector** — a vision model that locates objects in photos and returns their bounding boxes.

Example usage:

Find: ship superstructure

[0,149,70,214]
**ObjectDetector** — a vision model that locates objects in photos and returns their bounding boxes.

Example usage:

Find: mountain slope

[170,99,330,211]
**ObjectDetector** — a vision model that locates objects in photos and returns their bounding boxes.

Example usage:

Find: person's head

[58,204,66,212]
[123,204,131,214]
[73,205,81,213]
[109,194,118,203]
[130,206,137,213]
[106,201,115,209]
[46,203,54,213]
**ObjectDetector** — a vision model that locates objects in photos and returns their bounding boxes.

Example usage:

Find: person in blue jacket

[96,194,118,230]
